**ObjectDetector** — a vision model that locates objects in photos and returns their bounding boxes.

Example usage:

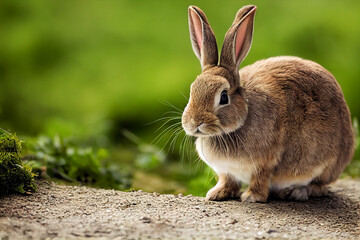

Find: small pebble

[228,219,238,224]
[141,217,151,223]
[178,193,184,197]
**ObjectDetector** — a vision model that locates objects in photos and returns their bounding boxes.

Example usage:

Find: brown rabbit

[182,5,355,202]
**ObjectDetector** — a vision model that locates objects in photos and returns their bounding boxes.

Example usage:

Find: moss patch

[0,128,36,195]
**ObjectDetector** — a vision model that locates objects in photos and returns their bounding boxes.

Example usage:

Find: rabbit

[181,5,355,202]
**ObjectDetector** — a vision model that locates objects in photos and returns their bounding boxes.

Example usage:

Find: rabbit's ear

[188,6,218,70]
[219,5,257,74]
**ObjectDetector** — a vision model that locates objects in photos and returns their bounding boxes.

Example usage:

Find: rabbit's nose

[190,118,203,126]
[190,118,204,128]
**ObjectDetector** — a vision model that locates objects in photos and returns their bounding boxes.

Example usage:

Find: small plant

[122,129,165,171]
[23,135,132,190]
[0,128,37,195]
[342,118,360,178]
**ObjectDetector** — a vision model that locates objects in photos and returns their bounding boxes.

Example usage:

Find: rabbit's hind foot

[273,185,309,201]
[271,183,329,201]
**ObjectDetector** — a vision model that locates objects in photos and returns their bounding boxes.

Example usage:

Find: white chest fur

[195,137,254,184]
[195,137,326,191]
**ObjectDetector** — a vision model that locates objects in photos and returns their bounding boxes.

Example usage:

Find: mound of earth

[0,179,359,239]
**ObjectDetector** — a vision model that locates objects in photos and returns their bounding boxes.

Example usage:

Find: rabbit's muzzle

[182,108,221,137]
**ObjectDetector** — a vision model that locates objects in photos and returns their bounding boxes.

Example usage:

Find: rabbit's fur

[182,5,355,202]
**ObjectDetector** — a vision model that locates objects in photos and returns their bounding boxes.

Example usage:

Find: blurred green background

[1,0,359,196]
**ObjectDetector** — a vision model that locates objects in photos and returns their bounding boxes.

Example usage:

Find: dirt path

[0,180,359,239]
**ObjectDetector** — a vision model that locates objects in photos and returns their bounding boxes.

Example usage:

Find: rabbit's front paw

[206,186,239,201]
[241,190,267,203]
[205,174,241,201]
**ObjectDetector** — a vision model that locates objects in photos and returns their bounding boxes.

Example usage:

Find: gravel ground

[0,179,359,239]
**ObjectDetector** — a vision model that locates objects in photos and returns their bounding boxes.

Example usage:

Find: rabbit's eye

[220,90,229,105]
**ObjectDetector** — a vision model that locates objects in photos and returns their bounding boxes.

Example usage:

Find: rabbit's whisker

[158,100,183,113]
[145,116,181,126]
[169,129,184,154]
[153,122,182,145]
[185,135,195,163]
[179,91,189,101]
[162,111,182,117]
[154,117,181,133]
[158,126,183,155]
